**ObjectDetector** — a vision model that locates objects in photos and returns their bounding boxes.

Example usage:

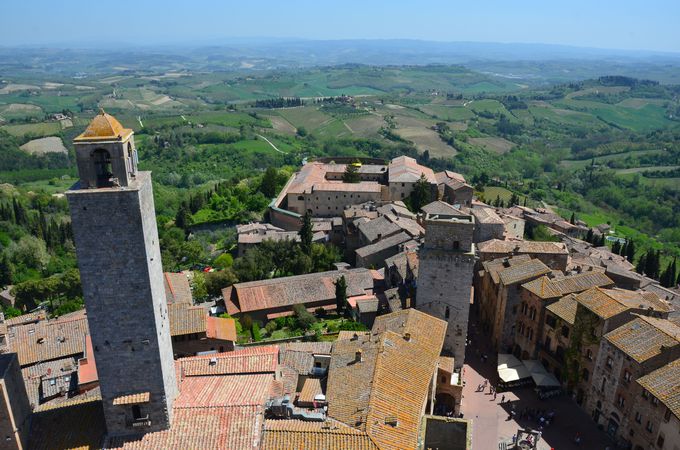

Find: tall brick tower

[416,209,475,368]
[66,111,177,437]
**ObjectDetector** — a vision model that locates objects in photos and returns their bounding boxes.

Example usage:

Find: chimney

[404,332,411,342]
[355,349,363,363]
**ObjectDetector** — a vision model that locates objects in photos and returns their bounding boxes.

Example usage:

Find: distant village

[0,112,678,449]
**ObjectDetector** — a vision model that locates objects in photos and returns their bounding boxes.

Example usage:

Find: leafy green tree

[407,174,432,212]
[310,243,341,273]
[299,212,314,256]
[191,272,209,303]
[8,235,50,272]
[265,320,278,334]
[205,268,238,298]
[0,253,13,287]
[260,167,280,198]
[293,303,316,330]
[334,275,348,313]
[626,240,636,261]
[252,322,262,341]
[213,253,234,269]
[175,203,190,231]
[342,162,361,183]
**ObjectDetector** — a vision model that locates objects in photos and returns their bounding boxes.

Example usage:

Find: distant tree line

[254,97,303,108]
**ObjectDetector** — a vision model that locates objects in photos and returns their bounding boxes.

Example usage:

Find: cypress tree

[569,212,576,225]
[299,212,313,256]
[626,240,635,261]
[585,228,593,244]
[611,240,621,255]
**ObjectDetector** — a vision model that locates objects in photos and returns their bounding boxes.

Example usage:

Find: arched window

[92,149,112,187]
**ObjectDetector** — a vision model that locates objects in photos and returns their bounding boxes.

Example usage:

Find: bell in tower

[73,109,138,188]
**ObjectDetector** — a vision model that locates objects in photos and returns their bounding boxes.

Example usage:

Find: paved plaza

[461,309,616,450]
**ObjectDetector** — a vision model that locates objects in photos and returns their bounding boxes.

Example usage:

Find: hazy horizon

[2,0,679,53]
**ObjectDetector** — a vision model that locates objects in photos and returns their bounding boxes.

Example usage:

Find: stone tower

[416,209,475,368]
[66,111,177,437]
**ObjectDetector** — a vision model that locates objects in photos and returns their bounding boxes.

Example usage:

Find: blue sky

[1,0,679,52]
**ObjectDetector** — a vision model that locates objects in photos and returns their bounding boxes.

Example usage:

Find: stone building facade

[416,210,475,368]
[0,353,31,450]
[66,112,177,438]
[584,317,680,447]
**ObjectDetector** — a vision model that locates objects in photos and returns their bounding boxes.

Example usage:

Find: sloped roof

[498,259,551,286]
[358,216,402,243]
[8,315,89,366]
[225,269,374,314]
[471,207,504,224]
[163,272,193,305]
[355,232,413,259]
[298,377,324,404]
[205,316,237,341]
[388,156,436,183]
[478,239,568,255]
[576,287,671,319]
[168,303,206,336]
[636,359,680,420]
[174,374,273,408]
[482,254,532,284]
[546,294,579,325]
[74,111,132,142]
[327,309,447,450]
[605,316,680,362]
[421,200,460,216]
[28,399,106,450]
[176,345,279,377]
[522,272,614,299]
[261,419,378,450]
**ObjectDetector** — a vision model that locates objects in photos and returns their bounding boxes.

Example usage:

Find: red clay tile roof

[327,309,447,450]
[8,315,88,366]
[163,272,193,304]
[576,287,671,319]
[77,335,98,386]
[605,316,680,362]
[177,345,279,378]
[224,269,374,314]
[261,419,378,450]
[522,271,614,299]
[205,316,237,341]
[298,377,323,404]
[388,156,436,183]
[498,259,551,286]
[168,303,206,336]
[478,239,568,255]
[636,359,680,420]
[109,405,263,450]
[546,294,579,325]
[175,374,273,408]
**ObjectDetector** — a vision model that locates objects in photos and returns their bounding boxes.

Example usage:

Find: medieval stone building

[66,111,178,438]
[416,209,475,368]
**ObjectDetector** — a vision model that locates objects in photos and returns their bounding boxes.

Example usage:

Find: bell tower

[66,111,177,438]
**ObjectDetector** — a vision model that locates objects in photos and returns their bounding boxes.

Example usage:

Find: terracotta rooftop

[605,315,680,363]
[497,259,551,286]
[224,268,374,315]
[471,207,504,224]
[478,239,568,255]
[7,315,89,366]
[575,287,672,319]
[28,399,105,450]
[355,232,413,259]
[327,309,447,450]
[261,419,378,450]
[522,271,614,299]
[74,110,132,142]
[205,315,237,341]
[434,170,466,185]
[168,303,206,336]
[546,294,579,325]
[636,359,680,420]
[298,377,323,404]
[174,374,273,408]
[482,254,532,284]
[388,156,436,183]
[421,200,460,216]
[176,345,278,378]
[163,272,193,304]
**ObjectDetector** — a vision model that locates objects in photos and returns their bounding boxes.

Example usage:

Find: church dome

[74,110,132,141]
